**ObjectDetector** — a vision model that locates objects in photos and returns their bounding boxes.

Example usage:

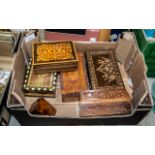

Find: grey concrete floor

[138,111,155,125]
[9,78,155,126]
[138,78,155,125]
[9,116,20,126]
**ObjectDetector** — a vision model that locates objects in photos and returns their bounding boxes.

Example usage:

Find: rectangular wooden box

[80,50,132,116]
[22,59,57,97]
[60,53,89,102]
[32,41,78,73]
[80,88,132,117]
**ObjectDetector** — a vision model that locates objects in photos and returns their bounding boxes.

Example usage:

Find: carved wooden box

[80,50,132,117]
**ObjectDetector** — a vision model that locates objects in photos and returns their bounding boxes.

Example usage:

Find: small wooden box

[60,53,89,102]
[80,50,132,117]
[80,88,132,117]
[23,58,57,97]
[32,41,78,73]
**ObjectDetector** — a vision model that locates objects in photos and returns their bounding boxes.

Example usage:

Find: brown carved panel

[86,50,124,89]
[61,53,89,102]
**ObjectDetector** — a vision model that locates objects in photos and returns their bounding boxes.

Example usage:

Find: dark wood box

[80,50,132,117]
[23,59,57,97]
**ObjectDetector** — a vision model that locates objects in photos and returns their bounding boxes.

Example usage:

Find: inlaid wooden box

[23,58,57,97]
[32,41,78,73]
[79,49,132,117]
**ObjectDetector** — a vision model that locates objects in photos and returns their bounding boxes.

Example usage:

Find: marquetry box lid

[32,41,78,73]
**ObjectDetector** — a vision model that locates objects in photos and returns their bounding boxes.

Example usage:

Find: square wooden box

[22,58,57,97]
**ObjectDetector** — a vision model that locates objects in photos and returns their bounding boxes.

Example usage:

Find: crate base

[10,109,150,126]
